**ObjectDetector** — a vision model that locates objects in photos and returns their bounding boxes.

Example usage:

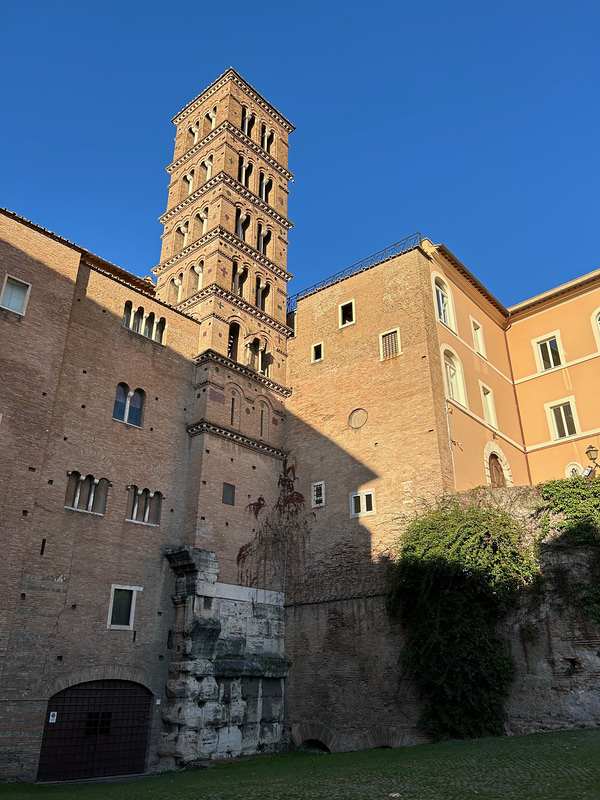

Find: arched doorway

[37,680,152,781]
[489,453,506,488]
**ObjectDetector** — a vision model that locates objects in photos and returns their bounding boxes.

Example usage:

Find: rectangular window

[538,337,561,370]
[481,385,497,428]
[349,491,376,518]
[312,481,325,508]
[107,585,142,630]
[222,482,235,505]
[339,300,355,327]
[472,320,486,357]
[380,329,400,360]
[552,402,576,439]
[0,276,30,315]
[312,342,323,363]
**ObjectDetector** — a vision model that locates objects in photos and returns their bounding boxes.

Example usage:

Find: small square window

[222,482,235,505]
[312,343,323,363]
[339,300,355,327]
[312,481,325,508]
[380,329,400,360]
[0,276,30,315]
[107,585,142,630]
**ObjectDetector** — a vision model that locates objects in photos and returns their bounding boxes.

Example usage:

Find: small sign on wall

[49,712,57,723]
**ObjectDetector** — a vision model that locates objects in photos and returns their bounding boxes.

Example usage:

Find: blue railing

[286,232,422,313]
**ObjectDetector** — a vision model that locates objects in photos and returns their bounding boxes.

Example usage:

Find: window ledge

[64,506,104,516]
[112,417,143,429]
[107,624,134,631]
[339,321,356,329]
[125,518,160,527]
[437,319,457,335]
[539,365,563,375]
[0,304,26,316]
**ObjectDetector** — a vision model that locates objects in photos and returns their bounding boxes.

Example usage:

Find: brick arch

[483,441,513,487]
[40,665,157,700]
[290,722,341,753]
[355,725,405,750]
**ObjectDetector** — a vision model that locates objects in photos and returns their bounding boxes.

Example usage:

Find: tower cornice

[152,226,292,282]
[194,349,291,398]
[166,121,293,182]
[172,68,295,133]
[187,418,286,460]
[177,283,292,337]
[159,172,293,231]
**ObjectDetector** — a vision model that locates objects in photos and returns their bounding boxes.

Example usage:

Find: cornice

[160,172,292,231]
[152,226,292,282]
[187,418,286,459]
[177,283,292,337]
[172,68,295,133]
[167,121,293,181]
[194,349,292,398]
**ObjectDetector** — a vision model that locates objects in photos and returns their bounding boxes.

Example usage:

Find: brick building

[1,68,599,780]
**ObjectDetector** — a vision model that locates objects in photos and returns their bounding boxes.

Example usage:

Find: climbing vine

[386,500,538,741]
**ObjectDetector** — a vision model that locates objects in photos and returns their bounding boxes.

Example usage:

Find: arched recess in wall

[225,381,244,429]
[290,722,340,753]
[483,441,513,488]
[226,315,246,362]
[256,395,273,441]
[355,725,406,751]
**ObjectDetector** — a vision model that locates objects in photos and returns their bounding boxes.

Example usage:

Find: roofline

[508,267,600,316]
[433,243,509,317]
[171,68,295,132]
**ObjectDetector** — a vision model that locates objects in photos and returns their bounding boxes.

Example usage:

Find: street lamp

[583,445,599,478]
[586,445,599,463]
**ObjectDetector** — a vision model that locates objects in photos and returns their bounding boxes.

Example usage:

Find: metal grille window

[380,329,399,359]
[538,337,561,370]
[552,402,576,439]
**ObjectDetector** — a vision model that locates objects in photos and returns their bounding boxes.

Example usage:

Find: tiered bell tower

[153,69,294,584]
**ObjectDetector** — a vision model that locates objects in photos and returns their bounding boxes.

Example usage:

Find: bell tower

[153,69,294,583]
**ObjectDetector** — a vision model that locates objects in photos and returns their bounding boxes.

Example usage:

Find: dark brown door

[489,454,506,488]
[37,680,152,782]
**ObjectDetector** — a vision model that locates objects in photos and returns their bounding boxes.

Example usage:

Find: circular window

[348,408,368,429]
[565,462,583,478]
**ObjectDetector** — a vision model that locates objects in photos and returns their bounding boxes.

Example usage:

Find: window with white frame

[349,490,376,518]
[312,342,323,363]
[480,384,497,428]
[443,350,467,406]
[125,486,163,525]
[380,328,400,360]
[64,471,110,515]
[107,585,142,629]
[550,401,577,439]
[312,481,325,508]
[0,276,31,315]
[537,336,562,371]
[472,320,486,357]
[434,278,453,328]
[339,300,355,327]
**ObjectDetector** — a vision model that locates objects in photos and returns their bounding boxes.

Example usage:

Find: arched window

[232,261,248,298]
[241,107,255,137]
[255,278,270,311]
[203,107,216,137]
[235,209,250,240]
[187,122,199,149]
[65,471,109,514]
[122,301,132,329]
[489,454,506,488]
[238,156,252,187]
[230,389,240,429]
[154,318,166,344]
[259,173,272,203]
[113,383,145,427]
[193,208,209,239]
[228,322,240,361]
[249,338,261,370]
[174,222,188,253]
[435,277,454,328]
[126,486,162,525]
[143,312,155,338]
[260,346,272,377]
[132,306,144,333]
[168,276,180,305]
[259,401,270,440]
[191,261,203,292]
[443,350,466,406]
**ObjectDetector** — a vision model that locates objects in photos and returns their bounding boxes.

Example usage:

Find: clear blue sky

[1,0,598,306]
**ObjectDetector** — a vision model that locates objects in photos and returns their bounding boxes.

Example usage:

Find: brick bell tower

[153,69,294,585]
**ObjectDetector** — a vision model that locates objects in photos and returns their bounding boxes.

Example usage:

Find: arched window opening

[259,401,270,440]
[241,106,248,133]
[168,277,180,305]
[154,318,166,344]
[181,170,194,201]
[489,454,506,488]
[143,312,155,339]
[203,107,216,137]
[187,122,199,149]
[435,278,452,327]
[132,306,144,333]
[259,282,271,312]
[265,129,274,154]
[260,347,273,377]
[232,262,248,298]
[193,207,209,240]
[122,301,132,329]
[192,261,203,292]
[200,154,213,183]
[176,272,184,303]
[65,472,109,514]
[113,384,145,427]
[235,209,250,240]
[230,391,238,427]
[249,338,261,370]
[228,322,240,361]
[259,173,273,203]
[261,123,267,149]
[257,224,271,256]
[126,486,161,524]
[443,350,466,406]
[174,222,189,253]
[255,276,267,308]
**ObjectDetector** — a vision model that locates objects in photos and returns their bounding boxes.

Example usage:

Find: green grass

[2,729,600,800]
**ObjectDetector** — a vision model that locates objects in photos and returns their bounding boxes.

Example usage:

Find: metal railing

[286,232,422,313]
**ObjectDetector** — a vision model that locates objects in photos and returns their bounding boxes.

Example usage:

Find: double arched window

[113,383,145,427]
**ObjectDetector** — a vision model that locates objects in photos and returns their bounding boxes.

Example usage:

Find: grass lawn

[1,728,599,800]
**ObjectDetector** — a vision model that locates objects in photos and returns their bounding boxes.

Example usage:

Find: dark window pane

[111,589,133,627]
[113,384,127,421]
[128,391,144,427]
[222,483,235,506]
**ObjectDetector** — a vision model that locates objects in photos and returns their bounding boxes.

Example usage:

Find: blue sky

[1,0,598,306]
